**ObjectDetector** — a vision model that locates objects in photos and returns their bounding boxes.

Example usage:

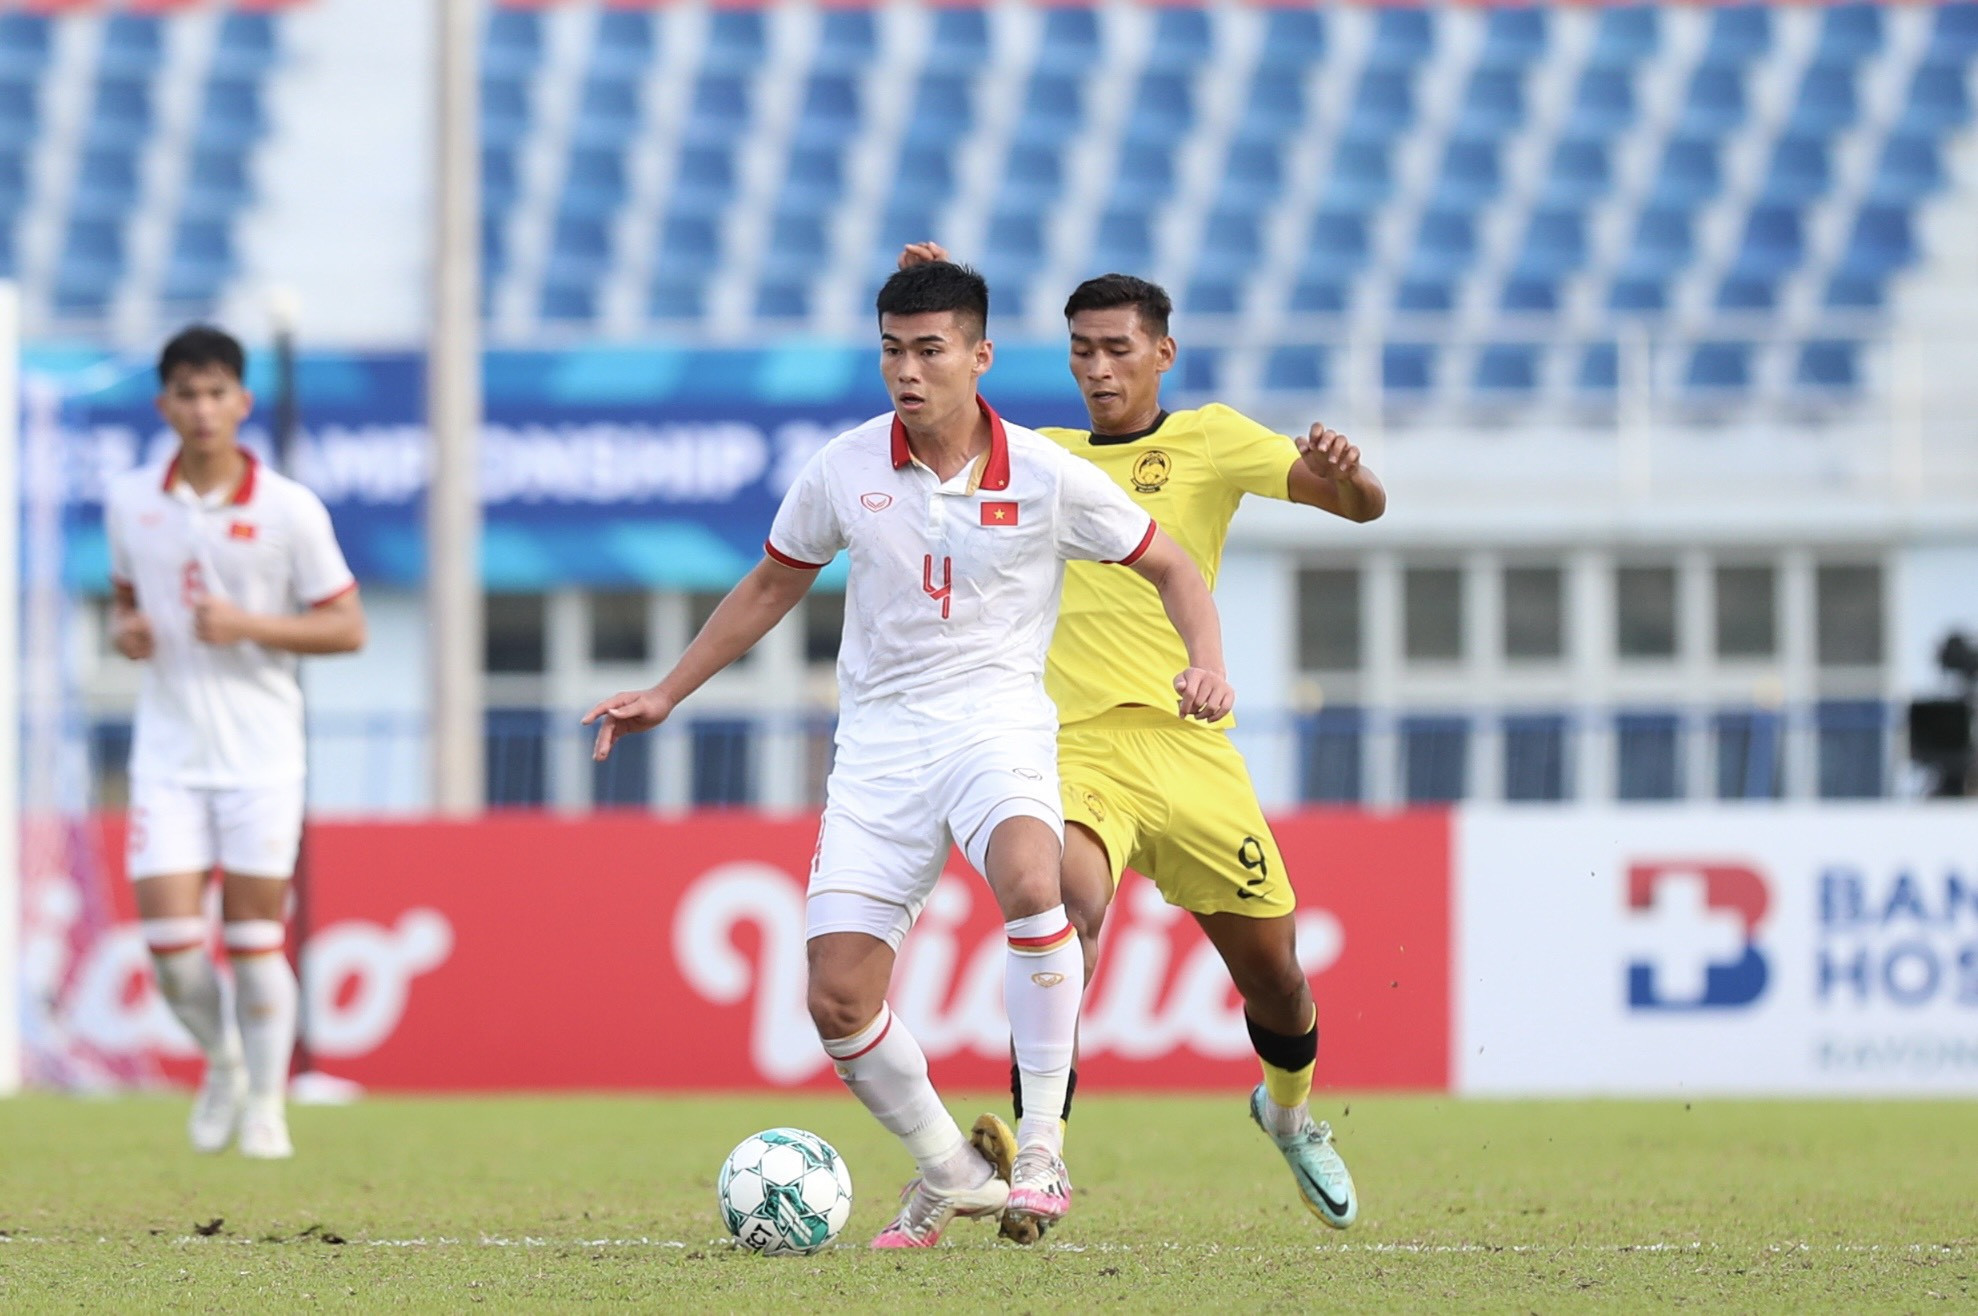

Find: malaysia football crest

[1131,450,1172,493]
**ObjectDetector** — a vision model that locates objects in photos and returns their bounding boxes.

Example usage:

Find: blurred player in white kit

[104,326,366,1158]
[587,263,1233,1246]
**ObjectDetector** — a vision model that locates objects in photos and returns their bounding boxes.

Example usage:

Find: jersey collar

[1087,410,1170,447]
[163,448,258,506]
[889,395,1011,492]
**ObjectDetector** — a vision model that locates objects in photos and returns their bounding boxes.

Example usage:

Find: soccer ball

[716,1128,854,1256]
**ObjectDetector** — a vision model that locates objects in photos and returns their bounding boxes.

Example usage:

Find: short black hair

[876,261,989,341]
[1064,274,1172,340]
[158,325,247,386]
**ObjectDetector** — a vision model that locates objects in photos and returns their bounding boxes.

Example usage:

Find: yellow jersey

[1041,403,1301,728]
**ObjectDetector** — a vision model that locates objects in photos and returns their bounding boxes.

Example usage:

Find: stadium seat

[1322,140,1394,212]
[684,74,753,148]
[670,146,736,217]
[873,200,940,264]
[812,9,878,75]
[755,279,812,320]
[1499,277,1559,314]
[1302,209,1371,280]
[1678,66,1746,136]
[1578,341,1620,390]
[902,73,974,148]
[1340,70,1415,143]
[648,275,707,321]
[87,77,155,148]
[69,148,141,220]
[1194,209,1263,280]
[194,77,270,151]
[1217,141,1283,211]
[1254,8,1326,73]
[1454,69,1526,139]
[1808,3,1882,68]
[1183,276,1241,315]
[702,10,768,74]
[1729,205,1805,280]
[1757,135,1832,206]
[1090,207,1154,270]
[1431,138,1502,209]
[539,279,597,324]
[767,211,831,270]
[791,74,862,150]
[1785,66,1858,137]
[482,75,533,150]
[1511,209,1588,280]
[1698,4,1771,67]
[560,147,628,218]
[572,74,643,148]
[1796,340,1858,390]
[1001,143,1064,211]
[889,144,954,209]
[1714,273,1778,311]
[1174,345,1223,392]
[1009,74,1084,149]
[1408,209,1477,281]
[1145,7,1213,73]
[1264,345,1327,391]
[1686,341,1752,391]
[1287,275,1350,315]
[550,211,614,279]
[1541,138,1612,207]
[1095,141,1171,213]
[0,77,37,151]
[781,145,846,210]
[1395,277,1455,313]
[482,146,518,214]
[1585,4,1658,70]
[1832,204,1915,281]
[1475,344,1540,394]
[483,8,543,79]
[657,215,722,264]
[1231,69,1307,144]
[1926,1,1978,62]
[590,9,658,80]
[98,15,165,78]
[986,209,1047,278]
[210,12,280,79]
[1476,8,1547,70]
[1125,72,1196,145]
[55,218,126,316]
[0,14,52,79]
[1897,64,1972,134]
[1034,7,1102,76]
[1364,8,1434,72]
[1383,343,1435,394]
[926,8,990,66]
[1569,68,1636,138]
[1647,136,1722,209]
[1865,133,1945,205]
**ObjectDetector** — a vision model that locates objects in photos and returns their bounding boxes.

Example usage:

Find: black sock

[1245,1010,1319,1073]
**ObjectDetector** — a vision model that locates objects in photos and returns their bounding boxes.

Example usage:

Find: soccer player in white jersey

[587,263,1233,1247]
[104,326,365,1158]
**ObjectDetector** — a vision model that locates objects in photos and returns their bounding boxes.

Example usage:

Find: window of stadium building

[1502,565,1564,662]
[1616,565,1678,660]
[1296,567,1362,671]
[484,593,547,674]
[1404,566,1463,663]
[588,591,650,665]
[1816,564,1883,668]
[1714,565,1777,659]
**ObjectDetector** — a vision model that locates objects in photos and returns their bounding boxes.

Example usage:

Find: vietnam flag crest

[981,501,1019,527]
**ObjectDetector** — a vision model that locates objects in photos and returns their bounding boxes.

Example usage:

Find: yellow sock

[1256,1007,1318,1108]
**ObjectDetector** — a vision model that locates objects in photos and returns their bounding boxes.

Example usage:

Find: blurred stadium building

[6,0,1978,813]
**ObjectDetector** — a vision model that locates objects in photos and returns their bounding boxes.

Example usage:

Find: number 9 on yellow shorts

[1057,708,1294,919]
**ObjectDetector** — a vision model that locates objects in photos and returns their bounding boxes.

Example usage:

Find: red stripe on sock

[837,1011,892,1061]
[146,940,205,957]
[1008,925,1075,951]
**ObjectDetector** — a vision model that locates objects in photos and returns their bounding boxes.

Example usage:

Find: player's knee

[990,864,1061,921]
[806,979,877,1041]
[1233,952,1310,1016]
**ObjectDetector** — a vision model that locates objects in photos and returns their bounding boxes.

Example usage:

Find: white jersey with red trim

[106,451,357,788]
[767,397,1155,772]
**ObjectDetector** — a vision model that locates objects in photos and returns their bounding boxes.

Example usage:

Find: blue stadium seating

[1321,140,1394,213]
[483,9,543,80]
[1341,69,1415,143]
[1786,66,1859,137]
[1686,341,1752,392]
[1758,135,1831,206]
[792,74,862,149]
[1475,344,1540,394]
[1145,7,1213,73]
[0,77,37,151]
[573,74,642,148]
[1365,8,1434,72]
[1431,138,1502,210]
[1126,72,1195,145]
[1477,9,1547,70]
[1196,210,1263,281]
[1455,69,1526,139]
[1541,138,1612,207]
[1174,345,1223,392]
[1255,9,1325,73]
[98,15,165,78]
[1383,343,1436,394]
[1034,7,1102,76]
[195,77,270,151]
[211,13,281,79]
[1897,64,1970,134]
[813,9,877,74]
[1512,210,1588,281]
[1797,340,1858,389]
[1232,69,1306,144]
[702,10,767,74]
[1679,65,1746,136]
[1586,5,1658,70]
[1699,5,1771,67]
[1648,137,1721,209]
[1866,133,1945,205]
[1571,68,1637,137]
[1265,345,1326,391]
[926,8,990,65]
[0,14,51,79]
[70,148,141,220]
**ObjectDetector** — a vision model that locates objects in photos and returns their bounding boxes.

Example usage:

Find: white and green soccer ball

[716,1128,854,1256]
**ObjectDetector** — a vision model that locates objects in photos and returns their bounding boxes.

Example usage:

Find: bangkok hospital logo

[1625,861,1771,1011]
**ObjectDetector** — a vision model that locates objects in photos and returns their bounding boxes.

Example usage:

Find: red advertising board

[73,811,1448,1092]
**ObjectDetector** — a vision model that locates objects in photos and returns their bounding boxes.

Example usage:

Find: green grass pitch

[2,1092,1972,1312]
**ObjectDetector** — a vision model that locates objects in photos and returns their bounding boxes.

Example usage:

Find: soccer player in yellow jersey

[901,246,1385,1240]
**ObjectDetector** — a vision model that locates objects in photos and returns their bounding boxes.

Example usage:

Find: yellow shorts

[1058,707,1295,919]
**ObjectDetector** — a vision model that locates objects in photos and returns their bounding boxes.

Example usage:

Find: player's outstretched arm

[191,589,365,654]
[110,582,155,660]
[1123,527,1235,722]
[584,556,818,761]
[1288,423,1386,523]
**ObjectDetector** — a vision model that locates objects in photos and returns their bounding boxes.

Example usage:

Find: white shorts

[127,778,306,881]
[804,732,1064,950]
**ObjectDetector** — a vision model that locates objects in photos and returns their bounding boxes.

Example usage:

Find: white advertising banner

[1456,805,1978,1095]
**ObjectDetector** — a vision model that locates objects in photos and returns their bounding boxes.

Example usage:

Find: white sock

[1264,1099,1314,1138]
[225,921,296,1100]
[820,1005,981,1189]
[1004,906,1083,1155]
[144,920,241,1070]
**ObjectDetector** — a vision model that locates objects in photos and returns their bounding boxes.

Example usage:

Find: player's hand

[584,687,676,761]
[1173,667,1235,722]
[112,610,155,660]
[897,241,951,270]
[1296,423,1359,484]
[191,595,253,646]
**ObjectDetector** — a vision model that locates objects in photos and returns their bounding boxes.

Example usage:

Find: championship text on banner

[65,812,1450,1092]
[1456,806,1978,1096]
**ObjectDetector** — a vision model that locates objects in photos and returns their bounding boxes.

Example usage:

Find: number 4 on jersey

[922,554,953,620]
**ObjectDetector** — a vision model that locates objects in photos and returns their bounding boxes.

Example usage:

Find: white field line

[0,1236,1971,1256]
